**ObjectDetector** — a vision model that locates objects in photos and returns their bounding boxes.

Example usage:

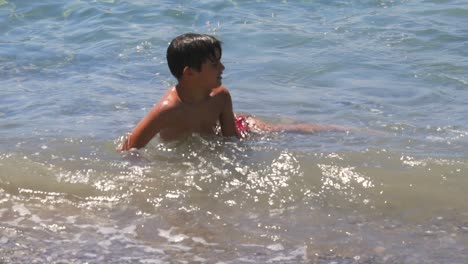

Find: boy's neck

[175,82,210,104]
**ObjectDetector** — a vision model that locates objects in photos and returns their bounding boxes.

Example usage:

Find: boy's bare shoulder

[157,88,182,109]
[211,85,232,101]
[212,85,230,94]
[142,88,182,125]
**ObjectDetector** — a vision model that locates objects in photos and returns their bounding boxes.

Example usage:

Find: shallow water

[1,0,467,263]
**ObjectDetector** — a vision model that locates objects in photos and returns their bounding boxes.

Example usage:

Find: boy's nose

[220,62,225,71]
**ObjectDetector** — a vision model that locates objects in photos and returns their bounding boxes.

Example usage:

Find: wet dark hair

[166,33,222,79]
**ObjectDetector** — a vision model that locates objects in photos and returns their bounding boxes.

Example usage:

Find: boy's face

[193,49,225,90]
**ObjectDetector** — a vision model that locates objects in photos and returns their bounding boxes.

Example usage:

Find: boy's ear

[182,66,193,77]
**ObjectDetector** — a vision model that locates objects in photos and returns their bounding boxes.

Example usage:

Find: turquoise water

[1,0,467,263]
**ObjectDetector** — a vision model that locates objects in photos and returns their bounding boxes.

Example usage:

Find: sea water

[1,0,467,263]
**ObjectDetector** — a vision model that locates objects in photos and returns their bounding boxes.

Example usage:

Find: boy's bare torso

[121,85,237,150]
[158,86,226,140]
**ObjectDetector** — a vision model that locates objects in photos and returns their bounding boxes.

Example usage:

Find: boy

[121,33,237,150]
[121,33,345,150]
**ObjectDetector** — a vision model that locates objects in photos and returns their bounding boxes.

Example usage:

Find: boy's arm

[121,105,166,150]
[218,88,238,138]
